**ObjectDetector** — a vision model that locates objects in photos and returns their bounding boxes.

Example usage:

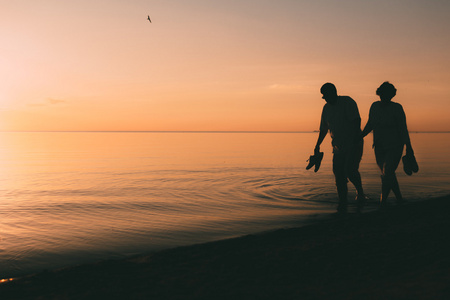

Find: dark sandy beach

[1,196,450,300]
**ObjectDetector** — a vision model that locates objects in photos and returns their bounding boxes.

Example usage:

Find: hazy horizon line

[2,130,450,134]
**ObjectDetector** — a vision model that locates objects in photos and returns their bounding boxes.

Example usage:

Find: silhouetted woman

[361,82,414,208]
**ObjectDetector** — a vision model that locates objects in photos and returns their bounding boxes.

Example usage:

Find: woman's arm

[361,120,373,138]
[361,103,375,138]
[398,105,413,154]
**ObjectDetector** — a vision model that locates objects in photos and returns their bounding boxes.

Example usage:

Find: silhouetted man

[313,83,366,213]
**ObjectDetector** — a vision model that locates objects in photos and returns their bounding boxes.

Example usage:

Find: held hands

[354,133,364,145]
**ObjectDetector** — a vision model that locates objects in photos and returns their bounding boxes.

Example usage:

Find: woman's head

[376,82,397,103]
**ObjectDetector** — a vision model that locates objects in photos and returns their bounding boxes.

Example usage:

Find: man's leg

[333,152,348,212]
[346,141,366,211]
[349,170,366,212]
[348,171,364,195]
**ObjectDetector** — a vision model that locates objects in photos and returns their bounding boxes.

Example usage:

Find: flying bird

[147,15,151,23]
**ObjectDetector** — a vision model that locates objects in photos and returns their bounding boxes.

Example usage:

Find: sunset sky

[1,0,449,132]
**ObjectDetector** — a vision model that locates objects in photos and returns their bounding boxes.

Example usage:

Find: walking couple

[307,82,417,213]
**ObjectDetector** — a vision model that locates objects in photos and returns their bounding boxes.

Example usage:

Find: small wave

[259,184,273,188]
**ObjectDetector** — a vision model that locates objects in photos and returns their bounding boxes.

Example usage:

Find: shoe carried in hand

[402,153,419,176]
[306,152,324,172]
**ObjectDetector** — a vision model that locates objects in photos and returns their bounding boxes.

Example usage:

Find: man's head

[320,83,338,104]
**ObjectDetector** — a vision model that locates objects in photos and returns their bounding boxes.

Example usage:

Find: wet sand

[1,196,450,299]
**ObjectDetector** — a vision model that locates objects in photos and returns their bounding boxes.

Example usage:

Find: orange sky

[1,0,449,131]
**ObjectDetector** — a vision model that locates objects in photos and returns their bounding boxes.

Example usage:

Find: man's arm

[345,97,363,141]
[314,107,328,153]
[352,117,362,136]
[315,127,328,154]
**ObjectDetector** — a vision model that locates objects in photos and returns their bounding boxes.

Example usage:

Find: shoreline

[1,195,450,299]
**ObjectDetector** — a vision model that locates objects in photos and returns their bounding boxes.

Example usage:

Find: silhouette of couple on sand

[308,82,418,213]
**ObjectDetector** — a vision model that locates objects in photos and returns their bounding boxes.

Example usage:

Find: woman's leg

[380,174,392,206]
[391,175,404,203]
[375,146,404,207]
[385,146,404,203]
[375,147,389,207]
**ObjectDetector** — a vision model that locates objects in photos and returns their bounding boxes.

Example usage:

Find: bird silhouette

[147,15,151,23]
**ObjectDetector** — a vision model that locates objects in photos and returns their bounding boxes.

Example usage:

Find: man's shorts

[332,140,364,179]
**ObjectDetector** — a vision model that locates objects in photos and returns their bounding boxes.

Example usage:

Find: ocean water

[1,132,449,277]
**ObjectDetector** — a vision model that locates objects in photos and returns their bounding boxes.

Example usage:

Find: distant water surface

[1,132,449,277]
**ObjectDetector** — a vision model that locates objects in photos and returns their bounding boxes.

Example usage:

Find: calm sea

[1,132,449,277]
